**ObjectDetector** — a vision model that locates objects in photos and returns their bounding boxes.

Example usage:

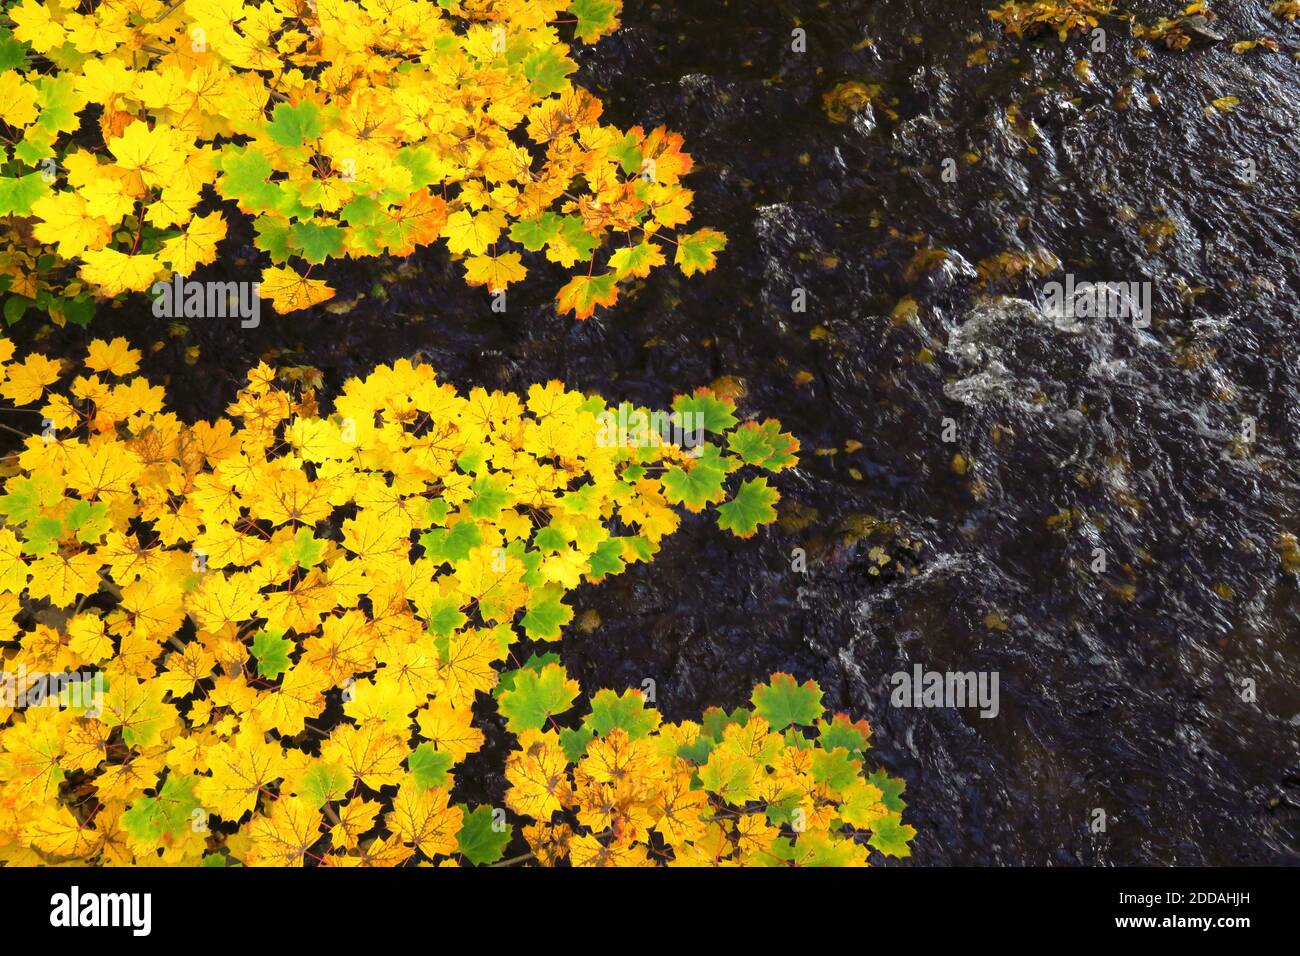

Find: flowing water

[14,0,1300,863]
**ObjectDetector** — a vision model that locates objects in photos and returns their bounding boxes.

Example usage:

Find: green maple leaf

[265,101,323,147]
[866,768,908,813]
[753,837,797,866]
[497,662,578,733]
[0,28,30,71]
[22,515,62,555]
[583,688,661,739]
[12,139,51,165]
[0,474,55,524]
[299,761,350,807]
[800,834,868,866]
[699,747,760,803]
[751,673,823,729]
[523,48,575,97]
[424,595,467,639]
[716,476,778,537]
[253,215,292,264]
[250,628,292,679]
[584,538,625,581]
[608,130,643,175]
[419,520,482,564]
[395,146,440,189]
[559,725,596,762]
[810,747,861,790]
[620,535,653,563]
[64,500,109,544]
[426,498,452,525]
[661,445,728,512]
[672,391,737,433]
[467,474,510,519]
[455,446,487,474]
[700,705,750,740]
[868,811,916,858]
[0,173,50,216]
[554,215,599,259]
[763,792,805,829]
[273,179,313,220]
[456,805,511,865]
[727,420,799,470]
[494,653,562,699]
[532,525,567,552]
[408,743,454,791]
[288,220,345,264]
[569,0,620,42]
[122,775,200,847]
[520,586,573,641]
[342,194,382,228]
[818,713,872,755]
[509,212,562,251]
[219,147,280,213]
[32,75,78,137]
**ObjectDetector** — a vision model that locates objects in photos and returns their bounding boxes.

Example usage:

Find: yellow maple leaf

[189,571,262,632]
[463,251,527,292]
[9,0,67,53]
[198,732,287,821]
[260,266,335,313]
[108,120,187,191]
[160,211,228,274]
[506,729,573,820]
[442,208,507,257]
[385,780,462,859]
[0,71,39,128]
[0,528,30,595]
[246,795,322,866]
[415,700,485,764]
[84,337,141,377]
[27,551,102,607]
[321,719,408,791]
[77,249,164,296]
[30,192,114,260]
[0,353,61,405]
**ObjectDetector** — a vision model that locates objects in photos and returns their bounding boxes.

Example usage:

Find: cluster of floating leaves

[0,334,916,865]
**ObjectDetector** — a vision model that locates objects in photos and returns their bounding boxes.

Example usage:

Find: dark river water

[14,0,1300,864]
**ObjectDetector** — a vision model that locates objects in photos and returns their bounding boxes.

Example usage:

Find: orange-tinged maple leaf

[555,271,618,319]
[385,190,449,256]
